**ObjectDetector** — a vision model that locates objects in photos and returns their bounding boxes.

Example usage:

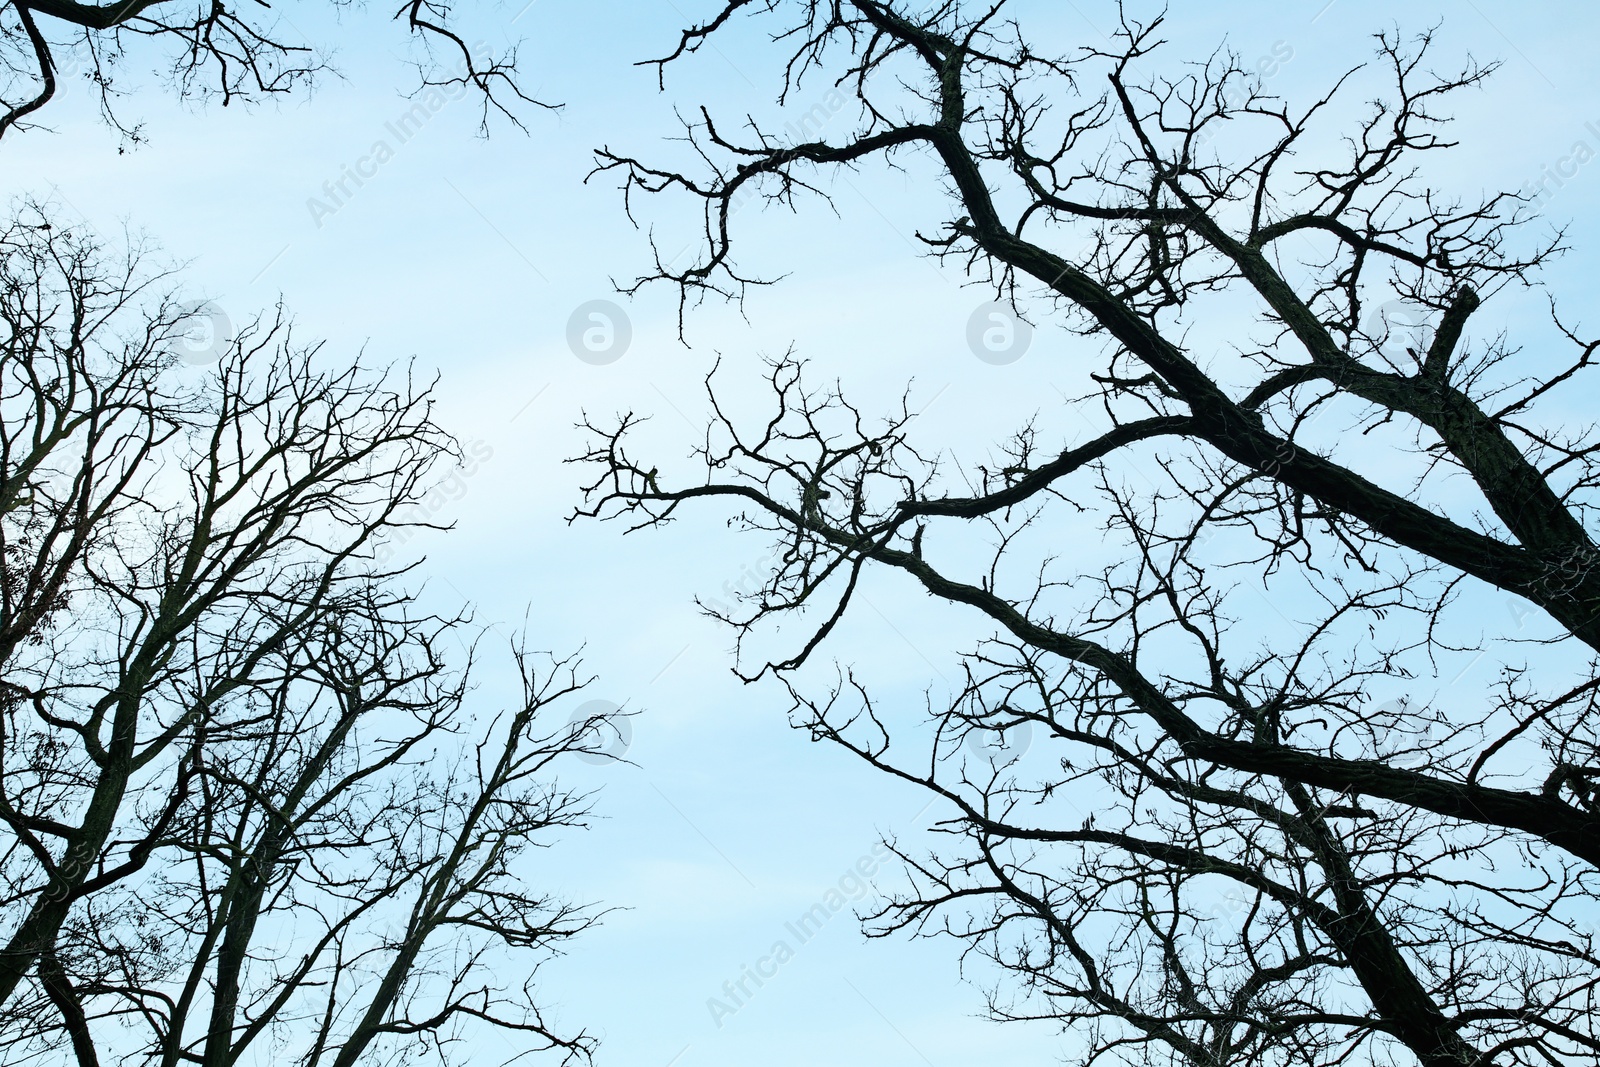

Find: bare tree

[0,0,547,143]
[0,203,602,1067]
[577,4,1600,1065]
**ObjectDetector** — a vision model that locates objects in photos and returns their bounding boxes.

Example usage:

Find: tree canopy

[0,0,544,143]
[578,4,1600,1065]
[0,206,603,1067]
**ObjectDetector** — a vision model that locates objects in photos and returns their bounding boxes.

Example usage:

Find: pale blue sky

[8,2,1600,1064]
